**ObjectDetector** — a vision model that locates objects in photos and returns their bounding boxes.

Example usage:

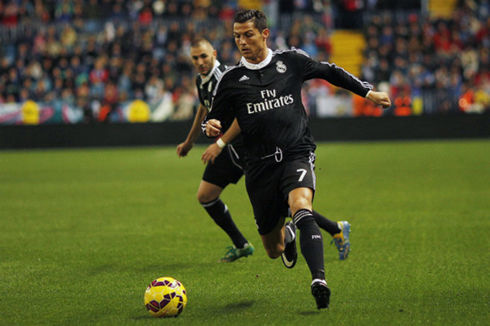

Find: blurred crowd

[0,0,489,123]
[0,0,337,122]
[360,0,490,115]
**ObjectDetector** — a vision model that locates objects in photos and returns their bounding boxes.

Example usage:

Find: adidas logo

[239,75,250,82]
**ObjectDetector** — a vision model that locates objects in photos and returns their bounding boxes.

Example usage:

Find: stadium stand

[0,0,488,125]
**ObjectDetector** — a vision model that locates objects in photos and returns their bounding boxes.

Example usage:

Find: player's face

[233,20,269,64]
[190,44,217,76]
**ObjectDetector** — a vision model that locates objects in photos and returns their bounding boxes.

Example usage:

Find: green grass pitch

[1,139,489,325]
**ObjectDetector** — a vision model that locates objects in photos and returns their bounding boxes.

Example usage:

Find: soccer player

[179,38,351,263]
[191,40,355,263]
[202,10,391,309]
[176,38,255,262]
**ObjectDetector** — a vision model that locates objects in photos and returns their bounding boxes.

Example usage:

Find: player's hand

[367,91,392,109]
[202,143,222,165]
[176,141,193,157]
[205,119,222,137]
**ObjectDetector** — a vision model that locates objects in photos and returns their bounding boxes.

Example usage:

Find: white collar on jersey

[200,60,221,86]
[240,48,272,70]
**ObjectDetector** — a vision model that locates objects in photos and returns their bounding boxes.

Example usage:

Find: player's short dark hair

[234,9,268,32]
[191,37,212,49]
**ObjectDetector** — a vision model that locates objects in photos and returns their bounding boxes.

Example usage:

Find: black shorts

[245,151,316,235]
[202,144,245,188]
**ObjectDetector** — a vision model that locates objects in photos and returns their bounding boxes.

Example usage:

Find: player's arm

[176,103,207,157]
[313,61,391,108]
[201,73,235,138]
[298,51,391,108]
[202,119,241,164]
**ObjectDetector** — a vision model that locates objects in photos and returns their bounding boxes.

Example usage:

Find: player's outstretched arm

[177,104,208,157]
[202,119,241,164]
[366,91,392,108]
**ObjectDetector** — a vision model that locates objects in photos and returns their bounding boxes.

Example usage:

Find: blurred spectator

[84,0,101,20]
[138,3,153,26]
[89,58,109,99]
[55,1,74,23]
[393,87,412,116]
[145,74,164,104]
[1,2,20,27]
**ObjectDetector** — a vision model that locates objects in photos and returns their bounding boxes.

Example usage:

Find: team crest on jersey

[276,61,287,73]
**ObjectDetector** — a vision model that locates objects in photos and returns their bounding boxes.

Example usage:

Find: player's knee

[290,198,311,216]
[289,188,313,214]
[197,191,216,204]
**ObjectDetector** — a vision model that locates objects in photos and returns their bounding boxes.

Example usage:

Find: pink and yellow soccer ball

[144,277,187,318]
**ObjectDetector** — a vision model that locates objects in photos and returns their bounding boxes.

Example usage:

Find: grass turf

[0,140,489,325]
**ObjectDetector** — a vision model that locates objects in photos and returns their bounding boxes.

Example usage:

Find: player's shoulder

[217,62,228,73]
[211,62,227,81]
[215,64,244,85]
[272,47,311,60]
[210,64,245,97]
[195,74,203,85]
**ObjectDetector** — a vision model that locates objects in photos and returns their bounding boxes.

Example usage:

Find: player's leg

[288,187,324,280]
[259,216,286,259]
[312,211,340,235]
[281,153,330,309]
[312,211,351,260]
[200,148,254,262]
[289,187,330,309]
[254,206,296,265]
[244,166,288,260]
[197,180,253,262]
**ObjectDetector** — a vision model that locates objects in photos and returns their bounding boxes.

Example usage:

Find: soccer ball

[144,277,187,318]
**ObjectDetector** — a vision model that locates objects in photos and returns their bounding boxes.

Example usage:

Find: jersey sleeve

[195,77,205,107]
[201,75,234,136]
[207,75,233,121]
[293,49,373,97]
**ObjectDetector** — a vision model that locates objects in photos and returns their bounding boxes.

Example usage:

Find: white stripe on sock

[311,279,327,286]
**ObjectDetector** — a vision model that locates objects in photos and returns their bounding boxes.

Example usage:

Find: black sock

[202,198,248,249]
[312,210,341,236]
[293,209,325,281]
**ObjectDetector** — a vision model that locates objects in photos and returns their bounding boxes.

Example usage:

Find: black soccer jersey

[196,60,227,112]
[197,61,241,142]
[207,48,373,164]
